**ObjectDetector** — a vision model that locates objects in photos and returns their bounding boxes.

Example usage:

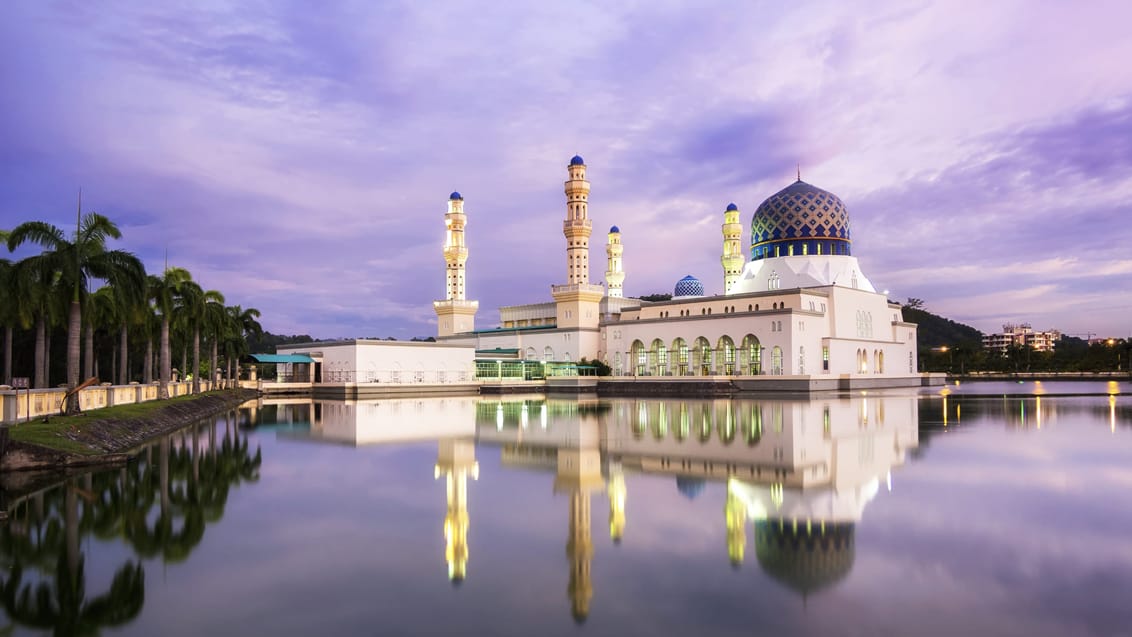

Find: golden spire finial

[797,164,801,182]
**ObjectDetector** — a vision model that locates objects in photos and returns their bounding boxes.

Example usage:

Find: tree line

[1,210,263,413]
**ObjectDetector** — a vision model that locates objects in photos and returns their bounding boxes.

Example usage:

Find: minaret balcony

[563,219,592,232]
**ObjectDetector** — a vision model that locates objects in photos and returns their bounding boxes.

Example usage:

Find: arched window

[544,346,554,362]
[693,337,712,376]
[672,338,690,376]
[771,346,783,375]
[631,340,647,376]
[614,351,622,376]
[525,347,537,360]
[798,346,805,375]
[718,335,736,375]
[651,339,667,376]
[741,334,762,375]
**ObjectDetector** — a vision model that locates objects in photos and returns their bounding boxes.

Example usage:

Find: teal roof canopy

[251,353,315,364]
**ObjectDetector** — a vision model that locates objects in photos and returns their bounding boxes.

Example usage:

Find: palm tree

[85,287,118,381]
[0,255,16,385]
[175,281,225,394]
[148,268,191,399]
[203,295,228,391]
[7,213,145,413]
[224,305,262,386]
[10,255,61,389]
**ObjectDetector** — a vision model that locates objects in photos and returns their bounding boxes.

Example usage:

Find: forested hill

[901,305,983,348]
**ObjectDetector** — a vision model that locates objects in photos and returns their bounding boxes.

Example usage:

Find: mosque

[433,155,920,387]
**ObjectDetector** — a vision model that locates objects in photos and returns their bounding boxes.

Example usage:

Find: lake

[2,382,1131,636]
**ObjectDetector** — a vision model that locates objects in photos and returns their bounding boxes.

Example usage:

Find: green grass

[5,391,229,455]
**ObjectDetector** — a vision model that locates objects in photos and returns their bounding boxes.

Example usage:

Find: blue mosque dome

[750,180,851,261]
[674,275,705,298]
[449,191,463,201]
[609,225,620,233]
[569,154,585,166]
[726,203,739,211]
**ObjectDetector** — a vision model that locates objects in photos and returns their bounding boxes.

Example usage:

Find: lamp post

[931,346,952,373]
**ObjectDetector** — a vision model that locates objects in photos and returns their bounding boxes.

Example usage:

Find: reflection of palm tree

[1,555,144,636]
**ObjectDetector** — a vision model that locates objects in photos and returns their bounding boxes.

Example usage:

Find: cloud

[2,1,1132,338]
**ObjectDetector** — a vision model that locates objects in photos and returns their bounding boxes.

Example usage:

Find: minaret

[721,202,744,294]
[564,155,592,284]
[436,438,478,584]
[552,156,605,331]
[433,192,479,337]
[604,226,624,299]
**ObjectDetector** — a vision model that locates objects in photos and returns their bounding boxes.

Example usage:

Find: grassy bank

[5,390,253,456]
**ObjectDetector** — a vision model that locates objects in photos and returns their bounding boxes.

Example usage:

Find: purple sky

[2,1,1131,340]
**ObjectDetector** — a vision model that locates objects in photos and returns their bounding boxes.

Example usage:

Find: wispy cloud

[2,1,1130,337]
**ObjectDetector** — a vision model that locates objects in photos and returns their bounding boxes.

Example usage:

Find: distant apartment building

[983,323,1062,353]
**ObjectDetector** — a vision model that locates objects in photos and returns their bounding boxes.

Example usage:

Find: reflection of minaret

[607,463,625,543]
[433,192,479,337]
[554,418,604,624]
[435,438,478,584]
[725,489,747,567]
[605,226,624,298]
[721,203,744,293]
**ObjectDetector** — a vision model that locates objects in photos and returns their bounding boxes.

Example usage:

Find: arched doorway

[672,338,690,376]
[717,336,736,375]
[693,337,712,376]
[650,338,667,376]
[630,340,646,376]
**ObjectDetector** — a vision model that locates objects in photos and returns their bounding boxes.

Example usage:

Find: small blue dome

[674,275,705,298]
[609,225,620,233]
[569,155,585,166]
[449,191,463,201]
[726,203,739,211]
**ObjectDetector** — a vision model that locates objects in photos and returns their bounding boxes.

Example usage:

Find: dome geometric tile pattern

[751,180,851,255]
[674,275,705,297]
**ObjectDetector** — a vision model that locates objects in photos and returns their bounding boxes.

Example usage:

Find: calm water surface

[3,383,1131,636]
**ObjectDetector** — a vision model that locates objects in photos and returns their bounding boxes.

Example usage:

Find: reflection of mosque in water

[263,392,918,618]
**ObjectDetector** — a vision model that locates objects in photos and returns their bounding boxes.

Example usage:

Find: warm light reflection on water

[2,389,1131,636]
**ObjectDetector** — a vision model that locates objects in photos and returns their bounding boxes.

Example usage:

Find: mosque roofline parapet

[278,339,474,351]
[632,287,830,308]
[600,308,823,328]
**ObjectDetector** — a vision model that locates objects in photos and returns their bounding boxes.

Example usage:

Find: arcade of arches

[617,335,773,376]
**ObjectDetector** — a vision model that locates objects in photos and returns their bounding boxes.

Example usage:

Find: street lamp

[931,346,952,373]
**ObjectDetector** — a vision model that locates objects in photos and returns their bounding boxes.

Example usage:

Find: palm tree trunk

[192,326,201,394]
[227,352,234,389]
[34,315,46,389]
[66,300,81,414]
[44,321,52,387]
[181,345,188,384]
[210,338,218,391]
[3,325,12,385]
[144,336,153,384]
[159,315,171,399]
[119,324,129,385]
[83,322,94,381]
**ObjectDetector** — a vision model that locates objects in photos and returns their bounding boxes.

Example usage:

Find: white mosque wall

[600,285,917,377]
[280,339,476,384]
[729,255,877,295]
[475,328,602,363]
